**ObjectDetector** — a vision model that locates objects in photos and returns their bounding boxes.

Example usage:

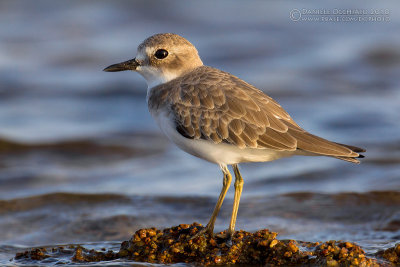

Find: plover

[104,33,365,238]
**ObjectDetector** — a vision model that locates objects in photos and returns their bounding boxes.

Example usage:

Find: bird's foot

[190,224,214,240]
[191,226,234,247]
[215,230,233,247]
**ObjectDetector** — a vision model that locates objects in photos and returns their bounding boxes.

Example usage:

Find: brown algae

[376,243,400,265]
[14,222,397,266]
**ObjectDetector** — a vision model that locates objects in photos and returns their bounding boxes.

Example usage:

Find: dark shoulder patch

[176,124,193,139]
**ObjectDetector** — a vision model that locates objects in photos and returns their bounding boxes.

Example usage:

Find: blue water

[0,0,399,265]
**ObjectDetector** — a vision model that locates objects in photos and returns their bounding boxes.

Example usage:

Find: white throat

[139,66,180,103]
[137,65,179,89]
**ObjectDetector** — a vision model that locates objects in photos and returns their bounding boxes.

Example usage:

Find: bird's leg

[192,164,232,238]
[228,164,244,238]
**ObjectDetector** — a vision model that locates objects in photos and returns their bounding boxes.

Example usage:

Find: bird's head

[104,33,203,87]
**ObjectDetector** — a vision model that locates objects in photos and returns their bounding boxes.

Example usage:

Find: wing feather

[148,66,364,162]
[165,67,298,151]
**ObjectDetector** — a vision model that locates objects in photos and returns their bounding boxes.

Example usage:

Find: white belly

[150,110,295,165]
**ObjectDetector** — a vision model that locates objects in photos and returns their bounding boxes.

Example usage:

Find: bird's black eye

[155,49,168,59]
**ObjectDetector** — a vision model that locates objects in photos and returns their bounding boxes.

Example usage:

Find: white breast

[149,108,295,165]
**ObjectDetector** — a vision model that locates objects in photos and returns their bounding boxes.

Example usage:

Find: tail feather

[333,142,365,163]
[283,121,366,164]
[333,142,366,153]
[334,156,361,164]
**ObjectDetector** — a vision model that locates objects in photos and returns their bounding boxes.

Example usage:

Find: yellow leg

[193,164,232,237]
[228,164,244,237]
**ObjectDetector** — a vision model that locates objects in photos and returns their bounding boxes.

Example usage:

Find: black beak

[103,58,139,72]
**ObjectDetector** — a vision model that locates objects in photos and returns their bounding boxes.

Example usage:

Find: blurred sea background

[0,0,399,265]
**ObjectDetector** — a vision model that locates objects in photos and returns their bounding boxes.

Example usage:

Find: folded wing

[150,66,365,163]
